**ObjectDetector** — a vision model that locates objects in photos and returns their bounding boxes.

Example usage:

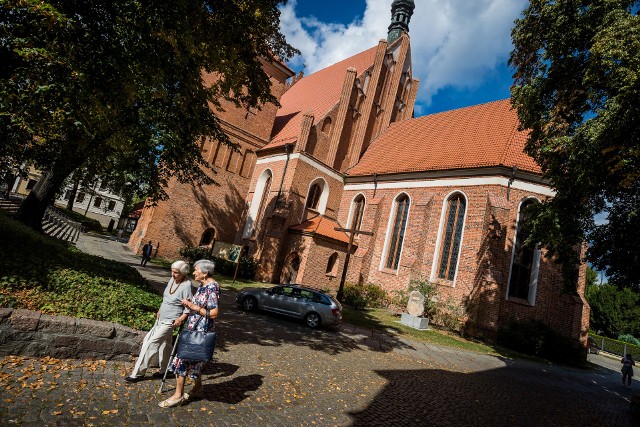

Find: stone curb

[0,307,144,361]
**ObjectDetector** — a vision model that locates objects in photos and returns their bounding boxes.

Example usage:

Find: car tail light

[332,308,340,316]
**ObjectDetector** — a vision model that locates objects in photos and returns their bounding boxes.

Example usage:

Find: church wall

[128,202,156,256]
[241,154,345,283]
[278,235,346,291]
[201,72,289,142]
[306,108,339,164]
[333,85,362,171]
[128,150,252,261]
[338,181,588,343]
[130,62,292,261]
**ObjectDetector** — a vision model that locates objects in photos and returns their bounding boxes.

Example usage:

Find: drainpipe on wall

[506,166,517,201]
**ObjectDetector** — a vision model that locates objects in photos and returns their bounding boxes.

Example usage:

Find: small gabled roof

[264,46,379,150]
[346,99,541,176]
[289,215,351,245]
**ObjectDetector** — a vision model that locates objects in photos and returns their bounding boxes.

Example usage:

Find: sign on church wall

[212,241,242,263]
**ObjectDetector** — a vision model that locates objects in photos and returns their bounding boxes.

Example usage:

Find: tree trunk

[17,161,78,232]
[66,173,80,211]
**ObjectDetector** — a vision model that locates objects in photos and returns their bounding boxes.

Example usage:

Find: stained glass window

[253,175,272,235]
[509,199,536,300]
[326,252,338,274]
[437,194,466,280]
[350,195,365,231]
[306,183,322,210]
[385,194,410,270]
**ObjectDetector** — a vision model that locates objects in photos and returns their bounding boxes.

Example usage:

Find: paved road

[0,233,636,426]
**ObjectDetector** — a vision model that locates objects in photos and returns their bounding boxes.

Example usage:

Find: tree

[585,282,640,338]
[509,1,640,291]
[0,0,298,231]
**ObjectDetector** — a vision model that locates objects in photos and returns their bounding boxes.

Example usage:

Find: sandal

[158,396,185,408]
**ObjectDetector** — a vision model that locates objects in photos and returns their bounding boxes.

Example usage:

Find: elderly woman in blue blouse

[158,259,219,408]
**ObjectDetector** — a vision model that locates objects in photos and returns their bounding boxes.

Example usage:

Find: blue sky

[279,0,528,116]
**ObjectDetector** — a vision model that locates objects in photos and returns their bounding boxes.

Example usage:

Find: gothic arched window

[243,169,273,239]
[350,195,365,231]
[437,193,466,281]
[254,175,272,232]
[199,228,215,246]
[508,199,540,303]
[326,252,338,275]
[306,183,322,210]
[385,194,410,270]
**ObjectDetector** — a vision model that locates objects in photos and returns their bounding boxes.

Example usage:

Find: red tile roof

[128,201,146,219]
[347,99,541,176]
[289,215,352,245]
[264,46,378,150]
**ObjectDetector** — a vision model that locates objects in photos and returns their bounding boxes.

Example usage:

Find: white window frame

[379,192,412,273]
[301,177,329,220]
[430,190,468,286]
[346,193,367,231]
[506,197,541,305]
[243,168,273,239]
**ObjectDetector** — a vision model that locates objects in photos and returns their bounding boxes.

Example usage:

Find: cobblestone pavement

[0,233,636,426]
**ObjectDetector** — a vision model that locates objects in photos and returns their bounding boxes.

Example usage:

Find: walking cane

[158,322,185,394]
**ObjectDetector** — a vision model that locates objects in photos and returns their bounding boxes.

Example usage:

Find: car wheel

[305,312,321,328]
[242,296,257,312]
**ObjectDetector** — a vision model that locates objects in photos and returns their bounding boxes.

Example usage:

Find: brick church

[130,0,589,345]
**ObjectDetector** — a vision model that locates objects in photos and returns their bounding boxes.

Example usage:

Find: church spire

[387,0,415,43]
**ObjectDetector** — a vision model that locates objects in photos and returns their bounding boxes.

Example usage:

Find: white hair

[171,260,190,275]
[194,259,215,277]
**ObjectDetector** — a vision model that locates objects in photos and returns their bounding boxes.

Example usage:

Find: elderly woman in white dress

[159,259,219,408]
[125,260,193,382]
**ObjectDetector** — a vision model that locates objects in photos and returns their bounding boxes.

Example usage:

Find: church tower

[241,1,420,284]
[387,0,415,43]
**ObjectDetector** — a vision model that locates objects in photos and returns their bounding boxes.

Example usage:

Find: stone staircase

[0,197,83,243]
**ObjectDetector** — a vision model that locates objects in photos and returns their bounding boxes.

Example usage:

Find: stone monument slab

[406,291,425,317]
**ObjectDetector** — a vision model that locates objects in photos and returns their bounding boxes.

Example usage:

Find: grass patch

[341,306,498,354]
[0,211,161,330]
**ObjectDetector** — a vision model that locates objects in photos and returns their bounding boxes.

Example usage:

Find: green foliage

[0,211,160,330]
[585,266,599,289]
[342,283,387,310]
[236,257,258,280]
[498,319,583,364]
[211,256,257,280]
[0,0,299,229]
[179,246,211,264]
[178,246,257,280]
[590,332,640,358]
[510,0,640,290]
[585,283,640,338]
[618,334,640,347]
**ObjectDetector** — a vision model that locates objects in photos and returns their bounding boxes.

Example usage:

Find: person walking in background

[159,259,219,408]
[125,260,193,383]
[141,240,153,266]
[621,353,635,388]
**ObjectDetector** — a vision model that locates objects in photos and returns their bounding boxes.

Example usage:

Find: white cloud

[279,0,527,108]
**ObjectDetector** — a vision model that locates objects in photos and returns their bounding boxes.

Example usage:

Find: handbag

[176,308,217,362]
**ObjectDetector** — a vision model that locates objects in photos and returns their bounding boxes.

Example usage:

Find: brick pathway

[0,233,636,426]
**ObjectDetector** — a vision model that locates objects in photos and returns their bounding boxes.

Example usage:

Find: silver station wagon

[236,284,342,328]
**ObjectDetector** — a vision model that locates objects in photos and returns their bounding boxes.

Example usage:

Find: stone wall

[0,308,144,361]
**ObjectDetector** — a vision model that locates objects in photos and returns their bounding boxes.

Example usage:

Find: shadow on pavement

[191,374,264,405]
[348,367,635,427]
[214,290,415,357]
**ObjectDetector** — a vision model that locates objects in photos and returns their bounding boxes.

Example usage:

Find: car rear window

[310,293,331,305]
